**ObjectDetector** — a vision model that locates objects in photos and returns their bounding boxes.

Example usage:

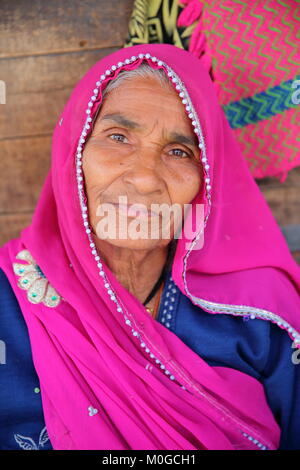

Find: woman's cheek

[174,169,202,203]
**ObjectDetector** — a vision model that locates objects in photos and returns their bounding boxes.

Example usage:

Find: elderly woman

[0,44,300,451]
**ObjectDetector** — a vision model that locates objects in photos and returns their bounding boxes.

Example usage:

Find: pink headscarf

[1,43,300,450]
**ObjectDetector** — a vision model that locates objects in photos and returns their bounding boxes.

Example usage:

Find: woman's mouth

[111,203,158,218]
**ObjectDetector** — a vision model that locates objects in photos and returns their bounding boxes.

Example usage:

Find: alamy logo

[0,340,6,364]
[95,196,205,250]
[291,340,300,365]
[291,80,300,105]
[0,80,6,104]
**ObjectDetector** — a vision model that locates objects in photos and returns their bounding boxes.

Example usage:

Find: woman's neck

[93,238,169,304]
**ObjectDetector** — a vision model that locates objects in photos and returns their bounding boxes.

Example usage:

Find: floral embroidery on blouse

[14,426,50,450]
[13,249,62,308]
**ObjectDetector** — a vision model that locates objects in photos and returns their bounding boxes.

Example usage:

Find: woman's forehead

[96,76,197,135]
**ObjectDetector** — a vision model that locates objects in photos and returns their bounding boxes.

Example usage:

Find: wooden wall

[257,168,300,264]
[0,0,299,265]
[0,0,133,244]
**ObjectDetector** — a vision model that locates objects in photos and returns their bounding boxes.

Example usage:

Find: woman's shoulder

[0,267,26,341]
[0,267,52,450]
[0,266,18,302]
[168,280,300,449]
[0,267,31,347]
[163,277,272,377]
[0,264,37,385]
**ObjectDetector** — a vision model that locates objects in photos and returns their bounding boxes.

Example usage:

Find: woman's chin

[95,236,170,251]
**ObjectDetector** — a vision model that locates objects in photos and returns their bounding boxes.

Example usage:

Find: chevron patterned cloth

[124,0,300,182]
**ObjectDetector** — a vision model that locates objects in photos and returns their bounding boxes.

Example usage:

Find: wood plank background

[0,0,299,265]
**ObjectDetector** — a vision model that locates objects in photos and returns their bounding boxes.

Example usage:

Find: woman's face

[82,74,203,250]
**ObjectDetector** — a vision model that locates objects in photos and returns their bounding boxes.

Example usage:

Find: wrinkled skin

[82,76,203,306]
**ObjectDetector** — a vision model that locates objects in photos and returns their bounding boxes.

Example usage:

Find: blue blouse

[0,267,299,450]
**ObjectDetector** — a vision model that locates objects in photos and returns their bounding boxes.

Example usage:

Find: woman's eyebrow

[170,132,198,149]
[101,113,141,129]
[101,112,199,148]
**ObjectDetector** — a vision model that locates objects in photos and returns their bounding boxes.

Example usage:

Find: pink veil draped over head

[1,43,300,450]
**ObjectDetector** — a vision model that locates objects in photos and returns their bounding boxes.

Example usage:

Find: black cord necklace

[142,240,177,306]
[142,268,165,306]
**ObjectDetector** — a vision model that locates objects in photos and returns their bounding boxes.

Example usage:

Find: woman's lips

[110,203,158,217]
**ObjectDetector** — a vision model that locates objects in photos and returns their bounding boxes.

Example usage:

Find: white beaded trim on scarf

[241,432,268,450]
[70,53,284,451]
[187,292,300,345]
[75,53,210,389]
[73,53,276,448]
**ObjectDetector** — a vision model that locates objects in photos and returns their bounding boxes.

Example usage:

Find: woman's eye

[109,133,127,143]
[107,135,191,159]
[169,148,190,159]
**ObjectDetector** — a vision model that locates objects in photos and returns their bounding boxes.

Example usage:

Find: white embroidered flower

[13,249,61,308]
[88,405,98,416]
[14,426,50,450]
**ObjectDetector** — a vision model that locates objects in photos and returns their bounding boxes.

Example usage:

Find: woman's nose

[122,152,165,195]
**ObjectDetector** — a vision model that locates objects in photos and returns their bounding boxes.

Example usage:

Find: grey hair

[101,61,172,100]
